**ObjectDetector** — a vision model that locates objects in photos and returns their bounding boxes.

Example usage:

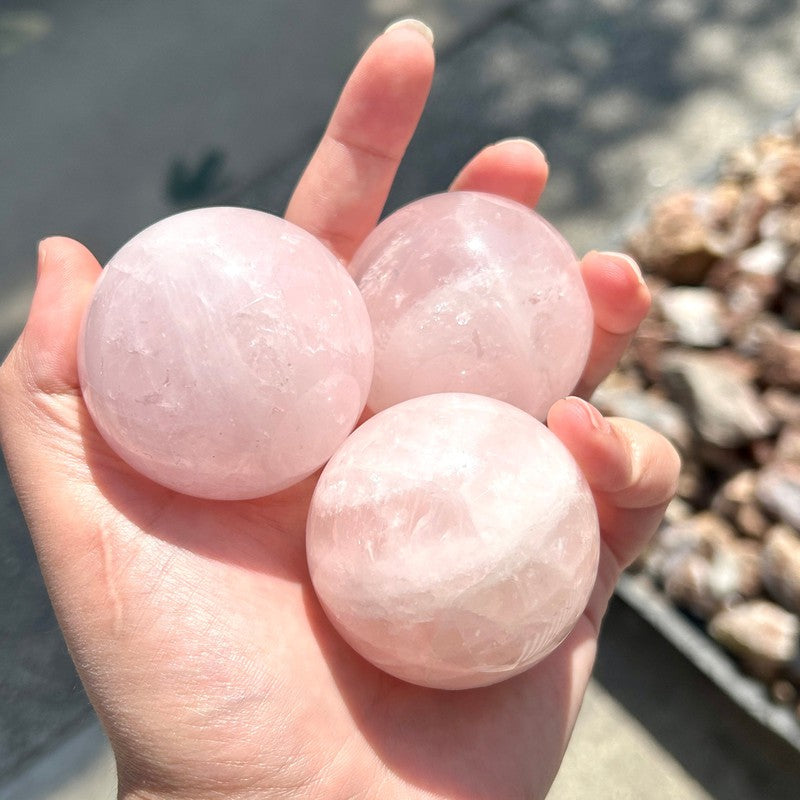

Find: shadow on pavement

[597,597,800,800]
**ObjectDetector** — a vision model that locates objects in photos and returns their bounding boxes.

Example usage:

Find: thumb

[0,236,102,560]
[11,236,101,395]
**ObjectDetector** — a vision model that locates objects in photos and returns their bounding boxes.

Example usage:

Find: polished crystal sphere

[351,192,593,419]
[79,207,373,500]
[306,393,600,690]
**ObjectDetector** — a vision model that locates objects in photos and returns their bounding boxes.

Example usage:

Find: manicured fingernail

[567,396,612,434]
[36,239,47,284]
[599,251,645,285]
[494,137,547,161]
[383,18,434,45]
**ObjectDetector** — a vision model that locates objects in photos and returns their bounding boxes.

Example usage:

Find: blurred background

[3,1,800,797]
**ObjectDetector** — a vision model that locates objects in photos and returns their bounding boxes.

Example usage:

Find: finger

[574,251,651,399]
[0,237,102,575]
[547,397,680,625]
[285,20,434,264]
[448,137,549,207]
[549,397,680,562]
[8,237,101,396]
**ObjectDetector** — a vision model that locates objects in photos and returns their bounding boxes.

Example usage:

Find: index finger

[285,20,434,264]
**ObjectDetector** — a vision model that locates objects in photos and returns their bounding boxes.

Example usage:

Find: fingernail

[599,251,645,286]
[36,239,48,284]
[383,18,435,45]
[567,396,612,434]
[493,137,547,161]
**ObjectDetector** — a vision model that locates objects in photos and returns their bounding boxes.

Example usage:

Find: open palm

[0,22,679,800]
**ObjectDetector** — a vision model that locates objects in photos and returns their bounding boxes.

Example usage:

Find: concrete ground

[3,1,800,797]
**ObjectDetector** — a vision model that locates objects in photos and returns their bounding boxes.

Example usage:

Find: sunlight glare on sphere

[78,207,373,500]
[306,393,600,690]
[351,192,593,419]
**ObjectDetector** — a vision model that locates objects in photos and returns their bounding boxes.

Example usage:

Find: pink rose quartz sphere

[351,191,593,419]
[79,207,373,500]
[306,393,600,690]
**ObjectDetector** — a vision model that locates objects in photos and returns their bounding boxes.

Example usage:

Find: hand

[0,21,679,800]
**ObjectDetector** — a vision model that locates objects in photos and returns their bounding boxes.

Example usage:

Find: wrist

[117,771,297,800]
[119,788,285,800]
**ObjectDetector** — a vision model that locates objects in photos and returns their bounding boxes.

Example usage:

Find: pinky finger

[548,397,681,571]
[547,397,680,630]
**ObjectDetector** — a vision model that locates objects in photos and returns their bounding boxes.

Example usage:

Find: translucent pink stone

[79,207,373,500]
[307,393,600,689]
[351,191,593,419]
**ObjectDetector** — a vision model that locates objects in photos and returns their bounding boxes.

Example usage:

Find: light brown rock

[709,600,799,679]
[721,143,759,183]
[775,425,800,464]
[644,512,732,580]
[730,312,783,360]
[656,287,726,348]
[592,384,691,452]
[726,538,762,598]
[735,239,787,277]
[661,351,777,448]
[758,206,800,247]
[628,190,724,285]
[762,525,800,614]
[664,496,694,526]
[786,251,800,288]
[761,329,800,391]
[676,461,708,506]
[753,133,800,204]
[652,509,761,605]
[713,472,770,537]
[735,502,771,539]
[771,679,798,705]
[664,553,720,619]
[663,539,760,618]
[725,273,781,333]
[763,145,800,203]
[752,438,777,468]
[757,463,800,531]
[690,511,737,554]
[631,317,672,384]
[715,469,758,512]
[763,388,800,426]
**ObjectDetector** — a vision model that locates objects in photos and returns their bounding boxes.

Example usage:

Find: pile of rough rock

[599,121,800,715]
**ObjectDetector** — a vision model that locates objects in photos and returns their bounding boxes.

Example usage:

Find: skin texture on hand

[0,21,679,800]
